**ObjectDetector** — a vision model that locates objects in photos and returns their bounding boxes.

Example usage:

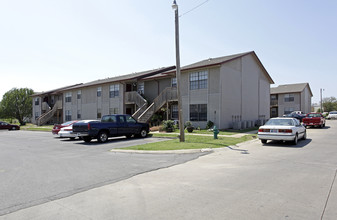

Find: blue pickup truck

[72,114,150,143]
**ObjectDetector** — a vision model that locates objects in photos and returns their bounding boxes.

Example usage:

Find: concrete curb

[110,148,214,154]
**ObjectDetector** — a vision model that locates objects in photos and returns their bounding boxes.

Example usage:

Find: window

[171,105,178,119]
[77,90,81,99]
[65,92,72,103]
[77,110,81,119]
[97,87,102,97]
[102,115,117,123]
[35,112,39,119]
[65,110,72,121]
[126,115,136,123]
[284,107,294,115]
[97,108,102,119]
[190,71,208,90]
[34,97,39,105]
[109,108,119,114]
[118,115,126,123]
[171,78,177,87]
[109,84,119,98]
[284,94,294,102]
[138,82,144,95]
[190,104,207,121]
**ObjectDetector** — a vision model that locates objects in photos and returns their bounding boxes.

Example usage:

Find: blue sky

[1,0,336,104]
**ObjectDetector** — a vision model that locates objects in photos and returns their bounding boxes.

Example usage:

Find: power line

[179,0,210,17]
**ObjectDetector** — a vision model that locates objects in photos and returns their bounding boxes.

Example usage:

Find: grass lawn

[119,133,257,151]
[20,124,53,132]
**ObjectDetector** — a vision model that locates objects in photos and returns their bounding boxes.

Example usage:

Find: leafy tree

[0,88,34,125]
[322,97,337,112]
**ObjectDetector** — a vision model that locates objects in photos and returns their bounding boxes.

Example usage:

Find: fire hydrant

[213,126,219,139]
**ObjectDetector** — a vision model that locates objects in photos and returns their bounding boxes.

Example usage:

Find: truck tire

[138,129,148,138]
[83,136,92,143]
[97,131,108,143]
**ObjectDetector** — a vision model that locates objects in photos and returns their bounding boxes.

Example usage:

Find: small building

[270,83,313,117]
[32,51,274,129]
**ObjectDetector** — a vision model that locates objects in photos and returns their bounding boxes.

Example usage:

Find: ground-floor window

[190,104,207,121]
[284,107,294,115]
[97,108,102,119]
[77,110,81,119]
[35,112,39,119]
[109,108,119,114]
[171,105,178,119]
[65,110,72,121]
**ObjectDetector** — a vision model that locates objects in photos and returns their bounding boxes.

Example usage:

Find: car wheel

[261,140,267,144]
[97,131,108,143]
[139,129,148,138]
[83,136,92,143]
[302,131,307,140]
[292,134,298,145]
[11,126,17,130]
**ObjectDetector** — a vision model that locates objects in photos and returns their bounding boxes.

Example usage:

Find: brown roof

[271,83,313,96]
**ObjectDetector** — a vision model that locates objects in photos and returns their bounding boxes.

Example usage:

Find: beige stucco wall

[277,93,301,116]
[220,54,271,128]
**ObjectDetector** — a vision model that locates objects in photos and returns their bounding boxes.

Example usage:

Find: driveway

[0,131,206,216]
[2,120,337,219]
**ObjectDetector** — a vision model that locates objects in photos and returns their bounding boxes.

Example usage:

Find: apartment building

[32,51,274,129]
[270,83,313,117]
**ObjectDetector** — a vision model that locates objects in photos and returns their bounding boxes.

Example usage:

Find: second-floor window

[138,82,144,95]
[284,94,294,102]
[171,78,177,87]
[190,71,208,90]
[34,97,39,105]
[77,90,81,99]
[65,92,72,103]
[110,84,119,98]
[97,87,102,97]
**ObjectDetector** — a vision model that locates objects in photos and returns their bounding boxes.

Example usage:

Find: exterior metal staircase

[137,87,177,123]
[36,100,62,126]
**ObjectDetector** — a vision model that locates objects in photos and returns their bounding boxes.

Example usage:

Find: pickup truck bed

[73,114,149,143]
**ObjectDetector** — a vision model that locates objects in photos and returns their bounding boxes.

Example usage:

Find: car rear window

[307,114,321,117]
[265,119,294,126]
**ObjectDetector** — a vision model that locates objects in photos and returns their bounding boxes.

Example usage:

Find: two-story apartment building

[270,83,313,117]
[32,51,274,129]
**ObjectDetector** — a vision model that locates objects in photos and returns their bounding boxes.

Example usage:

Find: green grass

[20,124,53,132]
[119,134,256,151]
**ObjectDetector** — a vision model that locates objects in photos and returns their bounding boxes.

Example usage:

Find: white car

[258,117,306,145]
[327,111,337,120]
[58,124,78,139]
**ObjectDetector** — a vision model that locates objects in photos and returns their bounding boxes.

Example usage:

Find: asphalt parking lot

[0,130,206,216]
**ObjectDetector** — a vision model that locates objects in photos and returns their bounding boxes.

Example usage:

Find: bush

[184,121,193,128]
[206,120,214,129]
[162,120,175,132]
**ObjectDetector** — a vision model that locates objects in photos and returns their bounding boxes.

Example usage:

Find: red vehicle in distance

[0,121,20,130]
[52,121,78,135]
[302,113,326,128]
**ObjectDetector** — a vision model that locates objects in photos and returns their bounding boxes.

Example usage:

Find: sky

[1,0,336,104]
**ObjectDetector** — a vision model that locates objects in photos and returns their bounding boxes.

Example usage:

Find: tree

[322,96,337,112]
[0,88,34,125]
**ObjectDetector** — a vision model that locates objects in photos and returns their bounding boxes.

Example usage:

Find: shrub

[162,120,175,132]
[206,120,214,129]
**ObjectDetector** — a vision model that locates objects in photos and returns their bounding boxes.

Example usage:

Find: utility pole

[320,88,324,113]
[172,0,185,142]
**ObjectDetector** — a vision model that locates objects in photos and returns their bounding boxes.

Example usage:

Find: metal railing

[36,100,62,125]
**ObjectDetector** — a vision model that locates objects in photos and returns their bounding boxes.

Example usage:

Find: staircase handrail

[37,100,62,125]
[138,87,177,122]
